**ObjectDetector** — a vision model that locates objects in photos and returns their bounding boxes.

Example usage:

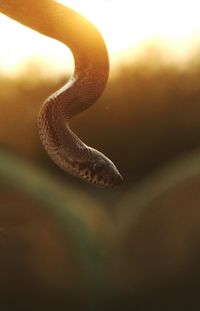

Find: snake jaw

[82,148,123,188]
[68,148,123,188]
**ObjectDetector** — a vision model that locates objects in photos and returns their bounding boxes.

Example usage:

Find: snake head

[83,148,123,188]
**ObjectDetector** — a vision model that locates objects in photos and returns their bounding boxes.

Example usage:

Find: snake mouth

[87,172,123,188]
[73,152,123,188]
[77,171,123,188]
[77,171,112,187]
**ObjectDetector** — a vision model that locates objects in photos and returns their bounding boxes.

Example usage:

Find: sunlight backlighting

[59,0,200,51]
[0,0,200,74]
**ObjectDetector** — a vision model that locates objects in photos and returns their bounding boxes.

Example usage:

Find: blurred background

[1,0,200,309]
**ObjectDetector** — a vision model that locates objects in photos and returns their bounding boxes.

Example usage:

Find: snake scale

[0,0,123,187]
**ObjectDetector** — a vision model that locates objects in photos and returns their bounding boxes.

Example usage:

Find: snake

[0,0,123,187]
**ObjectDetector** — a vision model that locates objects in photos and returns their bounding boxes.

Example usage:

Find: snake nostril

[113,173,123,186]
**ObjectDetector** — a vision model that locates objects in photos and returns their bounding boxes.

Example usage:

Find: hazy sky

[0,0,200,75]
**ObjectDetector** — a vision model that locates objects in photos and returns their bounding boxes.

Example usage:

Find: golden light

[0,0,200,74]
[59,0,200,50]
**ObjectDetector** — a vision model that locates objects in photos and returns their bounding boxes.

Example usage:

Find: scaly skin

[0,0,123,187]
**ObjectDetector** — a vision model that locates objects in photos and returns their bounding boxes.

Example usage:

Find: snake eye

[92,162,103,172]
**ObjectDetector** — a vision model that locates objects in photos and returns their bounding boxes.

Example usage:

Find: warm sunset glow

[0,0,200,74]
[60,0,200,54]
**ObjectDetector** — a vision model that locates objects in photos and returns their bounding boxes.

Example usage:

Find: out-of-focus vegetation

[2,48,200,309]
[1,50,200,186]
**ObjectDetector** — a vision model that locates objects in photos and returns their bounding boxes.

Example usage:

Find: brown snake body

[0,0,123,187]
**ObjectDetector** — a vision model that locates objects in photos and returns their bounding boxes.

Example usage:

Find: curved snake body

[0,0,123,187]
